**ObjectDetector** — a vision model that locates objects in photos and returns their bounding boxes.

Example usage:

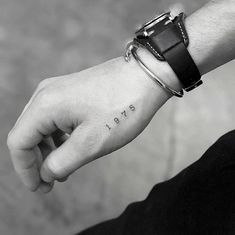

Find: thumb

[40,123,103,182]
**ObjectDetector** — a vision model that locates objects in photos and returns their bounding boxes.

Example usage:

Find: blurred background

[0,0,235,234]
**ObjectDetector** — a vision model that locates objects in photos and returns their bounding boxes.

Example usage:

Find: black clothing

[78,130,235,235]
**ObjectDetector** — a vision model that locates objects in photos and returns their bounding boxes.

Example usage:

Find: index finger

[7,101,57,191]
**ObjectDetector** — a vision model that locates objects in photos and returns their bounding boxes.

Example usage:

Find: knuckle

[36,80,47,93]
[36,88,56,110]
[7,132,16,149]
[37,78,53,91]
[37,80,46,90]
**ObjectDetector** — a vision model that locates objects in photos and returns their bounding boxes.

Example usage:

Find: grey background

[0,0,235,234]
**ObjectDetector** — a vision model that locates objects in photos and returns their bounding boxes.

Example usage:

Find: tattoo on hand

[121,110,127,117]
[106,104,136,131]
[129,105,135,111]
[114,118,120,124]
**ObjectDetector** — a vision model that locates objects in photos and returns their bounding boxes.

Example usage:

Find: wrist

[118,46,182,113]
[122,46,183,102]
[137,48,183,95]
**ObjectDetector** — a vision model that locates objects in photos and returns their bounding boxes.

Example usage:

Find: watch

[134,12,202,92]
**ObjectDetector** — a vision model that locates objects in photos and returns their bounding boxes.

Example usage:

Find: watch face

[136,12,173,37]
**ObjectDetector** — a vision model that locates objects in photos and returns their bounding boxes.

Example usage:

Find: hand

[7,54,176,193]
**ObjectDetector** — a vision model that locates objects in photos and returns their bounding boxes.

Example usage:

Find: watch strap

[164,41,202,91]
[135,13,202,91]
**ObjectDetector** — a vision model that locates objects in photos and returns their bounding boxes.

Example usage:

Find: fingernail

[39,181,54,193]
[57,176,69,183]
[40,165,55,183]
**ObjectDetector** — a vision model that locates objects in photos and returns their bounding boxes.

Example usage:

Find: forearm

[188,0,235,75]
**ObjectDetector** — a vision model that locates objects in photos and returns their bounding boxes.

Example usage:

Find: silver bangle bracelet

[124,41,184,98]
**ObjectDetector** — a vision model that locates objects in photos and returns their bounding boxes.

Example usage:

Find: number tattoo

[114,118,120,124]
[121,110,127,117]
[129,105,135,111]
[105,105,136,130]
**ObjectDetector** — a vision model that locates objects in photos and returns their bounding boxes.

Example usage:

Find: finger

[38,137,56,191]
[9,148,41,191]
[40,124,102,182]
[15,78,58,127]
[57,176,69,183]
[34,144,55,190]
[39,181,54,193]
[13,82,47,129]
[7,102,57,191]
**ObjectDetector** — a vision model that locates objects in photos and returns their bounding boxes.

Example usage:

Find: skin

[7,56,171,193]
[7,0,235,193]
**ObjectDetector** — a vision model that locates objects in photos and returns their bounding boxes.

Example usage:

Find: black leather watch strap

[135,13,202,92]
[163,41,202,91]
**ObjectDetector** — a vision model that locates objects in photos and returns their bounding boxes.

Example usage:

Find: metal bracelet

[124,41,184,98]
